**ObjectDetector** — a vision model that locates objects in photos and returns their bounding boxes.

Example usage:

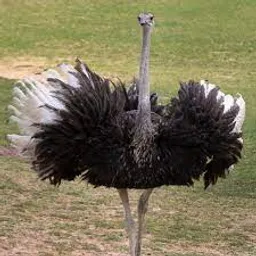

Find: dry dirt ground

[0,146,17,156]
[0,57,55,80]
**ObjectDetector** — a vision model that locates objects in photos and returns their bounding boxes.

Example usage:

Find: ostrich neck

[133,24,154,164]
[137,25,152,126]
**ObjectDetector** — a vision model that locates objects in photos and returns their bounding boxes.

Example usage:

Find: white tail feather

[7,134,31,149]
[233,94,245,133]
[58,63,80,88]
[7,134,36,157]
[222,94,234,113]
[8,105,22,117]
[42,68,63,81]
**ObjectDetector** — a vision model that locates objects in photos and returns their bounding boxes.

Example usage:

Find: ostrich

[7,13,245,256]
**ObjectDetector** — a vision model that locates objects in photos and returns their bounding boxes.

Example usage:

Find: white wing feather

[200,80,246,130]
[7,64,82,154]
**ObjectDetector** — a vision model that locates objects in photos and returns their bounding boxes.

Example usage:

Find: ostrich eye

[150,16,154,21]
[137,16,141,22]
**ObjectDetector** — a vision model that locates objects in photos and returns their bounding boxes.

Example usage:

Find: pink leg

[135,188,154,256]
[118,189,137,256]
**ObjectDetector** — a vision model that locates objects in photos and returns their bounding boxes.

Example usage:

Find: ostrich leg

[135,188,154,256]
[118,189,137,256]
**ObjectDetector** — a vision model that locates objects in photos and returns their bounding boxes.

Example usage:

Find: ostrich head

[135,12,154,119]
[137,13,154,26]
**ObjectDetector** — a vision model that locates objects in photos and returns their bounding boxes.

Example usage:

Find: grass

[0,0,256,255]
[0,78,16,145]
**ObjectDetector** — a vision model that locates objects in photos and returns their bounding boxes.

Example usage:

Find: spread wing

[157,80,245,188]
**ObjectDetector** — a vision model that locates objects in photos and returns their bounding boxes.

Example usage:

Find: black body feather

[31,63,243,189]
[123,79,164,114]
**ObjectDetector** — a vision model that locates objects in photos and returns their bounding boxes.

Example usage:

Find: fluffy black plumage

[159,81,242,189]
[31,63,243,189]
[123,79,164,114]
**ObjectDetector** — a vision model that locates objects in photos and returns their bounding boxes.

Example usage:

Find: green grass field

[0,1,256,255]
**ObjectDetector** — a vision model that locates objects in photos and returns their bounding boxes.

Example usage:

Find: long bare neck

[137,24,152,124]
[133,24,154,164]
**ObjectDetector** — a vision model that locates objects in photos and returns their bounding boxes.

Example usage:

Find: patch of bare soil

[0,57,49,80]
[0,146,18,156]
[0,231,128,256]
[164,242,232,256]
